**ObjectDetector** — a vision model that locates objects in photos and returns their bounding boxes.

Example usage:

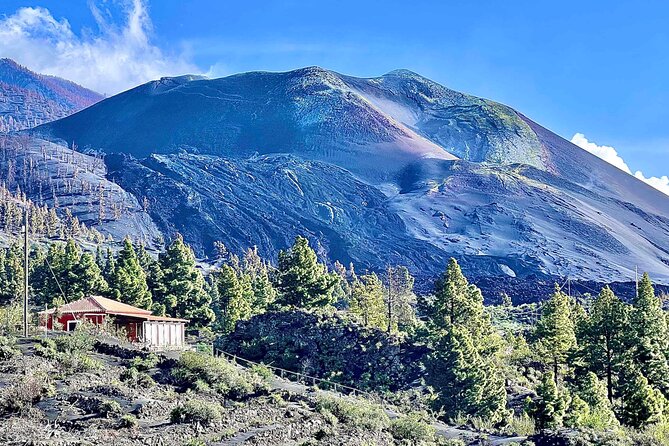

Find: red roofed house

[40,295,188,348]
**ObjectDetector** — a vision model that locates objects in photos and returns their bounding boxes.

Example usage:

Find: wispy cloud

[0,0,199,95]
[571,133,669,196]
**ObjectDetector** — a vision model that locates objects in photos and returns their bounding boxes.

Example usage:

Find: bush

[35,335,100,373]
[99,400,123,418]
[120,366,156,388]
[389,413,436,443]
[118,414,139,428]
[170,400,222,426]
[0,335,20,360]
[315,394,389,431]
[58,352,102,372]
[505,414,536,436]
[129,353,159,371]
[54,331,94,353]
[0,372,55,413]
[172,351,266,400]
[250,363,273,382]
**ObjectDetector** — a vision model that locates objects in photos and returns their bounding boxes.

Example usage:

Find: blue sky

[0,0,667,188]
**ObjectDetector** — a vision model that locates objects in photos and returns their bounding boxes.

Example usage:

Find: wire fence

[213,348,390,406]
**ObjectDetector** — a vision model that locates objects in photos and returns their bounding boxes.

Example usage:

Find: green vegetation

[389,413,436,443]
[170,399,223,426]
[118,414,139,429]
[3,229,669,444]
[172,351,267,400]
[315,394,389,431]
[99,399,122,418]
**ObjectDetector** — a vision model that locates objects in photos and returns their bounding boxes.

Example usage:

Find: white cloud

[0,0,200,95]
[571,133,669,196]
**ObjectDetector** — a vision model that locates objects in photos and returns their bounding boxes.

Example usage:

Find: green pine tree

[108,238,152,309]
[216,265,252,334]
[425,326,507,424]
[275,236,338,309]
[158,234,214,327]
[72,252,107,298]
[349,273,387,329]
[629,273,669,395]
[526,371,569,430]
[135,242,168,315]
[432,258,489,342]
[534,285,577,385]
[619,370,666,428]
[578,286,629,402]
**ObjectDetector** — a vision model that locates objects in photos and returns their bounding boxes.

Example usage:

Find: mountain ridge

[25,66,669,286]
[0,58,103,132]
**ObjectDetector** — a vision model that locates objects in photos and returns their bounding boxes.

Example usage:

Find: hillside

[30,67,669,286]
[0,59,102,132]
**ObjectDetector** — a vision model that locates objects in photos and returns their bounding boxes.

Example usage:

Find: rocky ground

[0,336,489,446]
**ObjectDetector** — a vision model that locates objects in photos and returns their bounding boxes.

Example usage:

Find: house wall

[48,313,106,331]
[143,321,185,348]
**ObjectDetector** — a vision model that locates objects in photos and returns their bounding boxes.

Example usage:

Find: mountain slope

[32,67,669,284]
[0,59,102,132]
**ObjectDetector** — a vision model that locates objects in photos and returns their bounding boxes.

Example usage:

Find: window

[66,320,79,332]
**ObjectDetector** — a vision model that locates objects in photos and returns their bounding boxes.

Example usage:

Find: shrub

[250,363,273,382]
[54,331,94,353]
[170,400,222,426]
[99,400,123,418]
[389,413,436,443]
[118,414,139,428]
[172,351,266,399]
[59,352,102,372]
[36,335,100,373]
[506,414,536,436]
[315,394,389,431]
[1,372,55,413]
[0,335,20,360]
[120,366,156,388]
[129,353,159,371]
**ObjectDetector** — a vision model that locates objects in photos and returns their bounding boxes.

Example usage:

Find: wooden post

[23,206,28,338]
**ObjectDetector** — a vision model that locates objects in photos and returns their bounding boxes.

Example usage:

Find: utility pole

[635,265,639,299]
[23,206,28,338]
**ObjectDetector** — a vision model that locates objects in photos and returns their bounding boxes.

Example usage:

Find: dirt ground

[0,338,401,446]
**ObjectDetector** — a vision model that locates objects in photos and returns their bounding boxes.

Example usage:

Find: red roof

[40,295,188,323]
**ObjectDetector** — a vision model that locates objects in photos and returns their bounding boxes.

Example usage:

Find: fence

[213,348,389,405]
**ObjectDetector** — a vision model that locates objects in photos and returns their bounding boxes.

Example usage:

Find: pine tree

[629,273,669,395]
[216,265,251,333]
[432,258,488,341]
[425,259,507,424]
[349,273,387,329]
[574,371,618,428]
[534,285,577,385]
[425,326,507,423]
[240,247,276,312]
[526,371,569,430]
[108,238,152,309]
[275,236,338,309]
[383,265,417,334]
[72,252,107,298]
[135,243,168,315]
[159,234,214,327]
[578,286,629,402]
[619,370,666,428]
